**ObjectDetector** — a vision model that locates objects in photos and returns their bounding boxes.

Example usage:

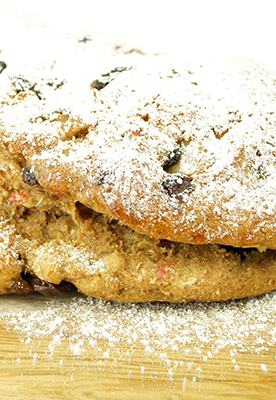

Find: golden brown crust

[1,33,276,302]
[1,55,276,249]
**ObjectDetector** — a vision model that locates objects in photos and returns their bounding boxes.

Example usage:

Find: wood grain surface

[0,292,276,400]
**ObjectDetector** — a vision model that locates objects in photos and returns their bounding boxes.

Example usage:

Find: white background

[1,0,276,68]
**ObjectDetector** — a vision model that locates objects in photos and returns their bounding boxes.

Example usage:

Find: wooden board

[1,292,276,399]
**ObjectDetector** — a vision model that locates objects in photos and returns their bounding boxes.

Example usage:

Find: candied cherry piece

[157,265,169,279]
[9,193,28,202]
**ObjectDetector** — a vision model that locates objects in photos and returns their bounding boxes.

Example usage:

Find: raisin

[12,76,42,99]
[9,279,33,295]
[97,170,109,185]
[109,67,129,73]
[163,148,181,171]
[24,274,74,297]
[22,166,39,186]
[78,36,92,43]
[162,174,194,201]
[91,79,109,90]
[0,61,7,74]
[91,67,131,91]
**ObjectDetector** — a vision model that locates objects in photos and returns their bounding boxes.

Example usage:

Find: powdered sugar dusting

[84,55,276,245]
[1,290,276,386]
[28,243,106,279]
[1,43,276,247]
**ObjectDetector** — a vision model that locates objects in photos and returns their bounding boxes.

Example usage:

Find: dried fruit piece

[163,148,181,171]
[9,193,28,202]
[0,61,7,74]
[21,166,39,186]
[91,66,131,91]
[8,279,33,294]
[24,274,74,297]
[97,171,109,185]
[9,279,33,295]
[91,79,109,90]
[162,174,194,201]
[78,36,92,43]
[157,265,168,279]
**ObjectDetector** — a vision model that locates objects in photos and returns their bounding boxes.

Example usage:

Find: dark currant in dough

[91,67,131,90]
[163,148,181,171]
[91,79,109,90]
[97,171,109,185]
[162,174,194,201]
[21,166,39,186]
[0,61,7,74]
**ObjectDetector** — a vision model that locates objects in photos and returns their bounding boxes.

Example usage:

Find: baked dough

[1,30,276,302]
[1,54,276,250]
[1,142,276,302]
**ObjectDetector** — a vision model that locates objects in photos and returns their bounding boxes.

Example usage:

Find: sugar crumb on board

[0,290,276,385]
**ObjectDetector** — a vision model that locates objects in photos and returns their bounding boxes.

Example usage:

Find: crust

[1,55,276,249]
[1,29,276,302]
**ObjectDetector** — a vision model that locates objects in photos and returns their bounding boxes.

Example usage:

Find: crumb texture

[1,143,276,302]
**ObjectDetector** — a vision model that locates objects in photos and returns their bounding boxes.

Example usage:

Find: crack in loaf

[1,46,276,302]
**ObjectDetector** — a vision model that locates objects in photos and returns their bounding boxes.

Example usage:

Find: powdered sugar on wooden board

[1,291,276,381]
